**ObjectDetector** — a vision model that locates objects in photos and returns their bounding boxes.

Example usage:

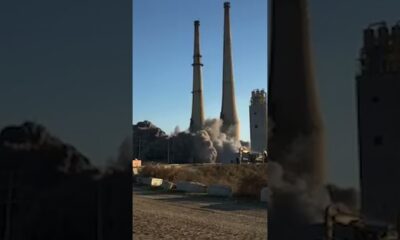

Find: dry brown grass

[139,164,267,198]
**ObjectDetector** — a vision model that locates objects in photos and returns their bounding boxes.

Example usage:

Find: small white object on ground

[142,177,163,187]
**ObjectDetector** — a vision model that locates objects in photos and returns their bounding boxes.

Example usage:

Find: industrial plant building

[249,89,268,153]
[357,21,400,224]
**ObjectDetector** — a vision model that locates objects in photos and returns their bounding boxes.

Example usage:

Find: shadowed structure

[268,0,325,187]
[220,2,240,140]
[189,20,205,133]
[0,122,131,240]
[357,21,400,224]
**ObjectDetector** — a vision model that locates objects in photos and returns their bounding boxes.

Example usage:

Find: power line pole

[171,138,174,163]
[4,172,15,240]
[96,181,103,240]
[396,211,400,240]
[138,137,141,159]
[167,139,170,164]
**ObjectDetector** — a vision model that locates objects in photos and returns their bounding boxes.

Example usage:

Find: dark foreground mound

[0,122,131,240]
[0,121,94,174]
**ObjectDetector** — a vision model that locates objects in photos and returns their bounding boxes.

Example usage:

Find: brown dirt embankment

[139,164,267,198]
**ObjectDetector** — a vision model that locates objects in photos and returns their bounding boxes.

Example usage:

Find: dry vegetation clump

[139,164,268,198]
[139,165,197,182]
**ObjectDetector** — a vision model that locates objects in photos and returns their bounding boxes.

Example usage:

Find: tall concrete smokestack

[220,2,240,140]
[268,0,325,187]
[189,20,205,132]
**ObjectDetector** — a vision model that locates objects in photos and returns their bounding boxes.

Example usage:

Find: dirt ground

[133,187,268,240]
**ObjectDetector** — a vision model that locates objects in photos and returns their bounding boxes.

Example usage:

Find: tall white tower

[249,89,268,153]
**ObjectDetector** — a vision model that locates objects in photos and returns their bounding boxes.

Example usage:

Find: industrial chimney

[268,0,325,187]
[220,2,240,141]
[189,20,205,132]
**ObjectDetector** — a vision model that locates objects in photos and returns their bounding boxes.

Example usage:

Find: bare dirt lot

[133,186,268,240]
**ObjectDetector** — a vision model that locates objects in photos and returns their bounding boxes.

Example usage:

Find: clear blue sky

[133,0,268,140]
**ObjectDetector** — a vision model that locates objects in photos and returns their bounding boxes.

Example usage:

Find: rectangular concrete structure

[161,180,175,191]
[176,181,207,193]
[260,187,270,203]
[207,184,232,197]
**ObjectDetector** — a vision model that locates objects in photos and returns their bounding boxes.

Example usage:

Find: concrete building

[189,20,205,133]
[357,21,400,224]
[220,2,240,141]
[249,89,268,153]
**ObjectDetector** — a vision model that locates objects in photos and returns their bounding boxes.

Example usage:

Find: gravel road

[133,187,268,240]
